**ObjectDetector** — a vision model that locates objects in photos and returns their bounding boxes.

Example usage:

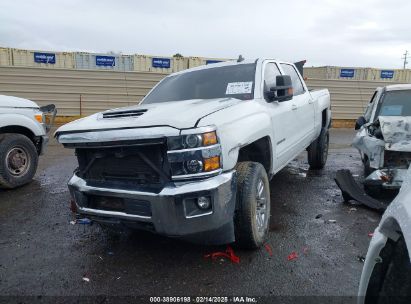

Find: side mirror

[265,75,293,102]
[355,116,367,130]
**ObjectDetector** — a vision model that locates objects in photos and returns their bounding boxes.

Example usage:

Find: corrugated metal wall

[0,66,407,119]
[305,79,407,119]
[75,53,134,71]
[11,48,76,69]
[304,66,411,82]
[133,55,189,73]
[0,66,164,116]
[0,48,11,66]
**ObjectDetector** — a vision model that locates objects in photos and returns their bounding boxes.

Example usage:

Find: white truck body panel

[0,95,39,109]
[57,59,331,176]
[56,58,331,244]
[0,95,46,137]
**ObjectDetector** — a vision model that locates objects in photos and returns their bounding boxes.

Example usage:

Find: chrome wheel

[255,179,268,236]
[6,146,30,176]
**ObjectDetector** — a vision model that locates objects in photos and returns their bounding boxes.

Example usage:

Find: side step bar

[334,169,387,213]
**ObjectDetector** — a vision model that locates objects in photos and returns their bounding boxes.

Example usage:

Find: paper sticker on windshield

[226,82,253,95]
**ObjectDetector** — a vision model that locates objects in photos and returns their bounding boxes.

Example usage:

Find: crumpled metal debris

[379,116,411,151]
[204,245,240,264]
[353,128,385,169]
[334,169,387,212]
[353,116,411,169]
[287,251,298,261]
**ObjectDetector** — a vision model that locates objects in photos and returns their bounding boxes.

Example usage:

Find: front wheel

[0,134,39,189]
[308,128,329,170]
[234,162,271,249]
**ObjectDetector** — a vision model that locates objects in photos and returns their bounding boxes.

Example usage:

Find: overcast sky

[1,0,410,68]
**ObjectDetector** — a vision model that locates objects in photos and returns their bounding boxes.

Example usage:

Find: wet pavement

[0,129,391,298]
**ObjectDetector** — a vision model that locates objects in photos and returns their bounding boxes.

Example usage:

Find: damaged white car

[358,166,411,302]
[353,84,411,194]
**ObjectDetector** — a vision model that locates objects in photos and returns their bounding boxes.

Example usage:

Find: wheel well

[0,126,41,154]
[237,136,272,174]
[365,231,411,302]
[322,109,328,128]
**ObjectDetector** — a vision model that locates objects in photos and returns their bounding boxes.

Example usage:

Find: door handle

[292,104,298,110]
[308,99,314,104]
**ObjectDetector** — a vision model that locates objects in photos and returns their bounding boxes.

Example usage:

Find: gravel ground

[0,129,391,302]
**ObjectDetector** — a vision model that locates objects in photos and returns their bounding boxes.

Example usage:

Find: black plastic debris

[334,169,387,213]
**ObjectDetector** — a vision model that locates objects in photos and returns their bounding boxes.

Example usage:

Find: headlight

[167,128,222,180]
[185,134,202,148]
[167,131,218,150]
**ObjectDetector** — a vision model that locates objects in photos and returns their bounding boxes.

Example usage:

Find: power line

[402,50,409,69]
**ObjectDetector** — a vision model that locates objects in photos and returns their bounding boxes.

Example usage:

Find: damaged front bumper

[365,168,408,190]
[68,171,237,245]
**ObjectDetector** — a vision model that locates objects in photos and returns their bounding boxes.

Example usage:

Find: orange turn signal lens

[34,114,43,123]
[202,131,218,146]
[204,156,220,172]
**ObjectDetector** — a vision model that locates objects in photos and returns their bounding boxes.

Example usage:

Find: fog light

[197,196,211,210]
[186,159,203,173]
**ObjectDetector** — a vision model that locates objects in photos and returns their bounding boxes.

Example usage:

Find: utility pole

[402,50,409,69]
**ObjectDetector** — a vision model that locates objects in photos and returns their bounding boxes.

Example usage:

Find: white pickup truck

[56,59,331,248]
[0,95,56,189]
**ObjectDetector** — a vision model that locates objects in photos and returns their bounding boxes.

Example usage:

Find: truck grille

[87,195,152,217]
[75,142,170,190]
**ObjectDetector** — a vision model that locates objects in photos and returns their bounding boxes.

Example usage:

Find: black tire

[308,128,329,170]
[234,161,271,249]
[374,237,411,304]
[0,133,39,189]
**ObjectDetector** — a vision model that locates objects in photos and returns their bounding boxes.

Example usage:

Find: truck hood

[0,95,39,108]
[380,116,411,151]
[56,98,241,134]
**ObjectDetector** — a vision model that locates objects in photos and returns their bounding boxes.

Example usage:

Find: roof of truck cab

[170,58,277,76]
[385,84,411,91]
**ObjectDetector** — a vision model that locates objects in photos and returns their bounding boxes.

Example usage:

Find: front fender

[200,109,273,171]
[0,113,45,136]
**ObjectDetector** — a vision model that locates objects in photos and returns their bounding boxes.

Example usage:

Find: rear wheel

[0,134,39,189]
[234,162,271,249]
[308,128,329,170]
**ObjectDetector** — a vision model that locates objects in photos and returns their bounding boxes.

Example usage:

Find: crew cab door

[262,62,297,168]
[279,63,315,150]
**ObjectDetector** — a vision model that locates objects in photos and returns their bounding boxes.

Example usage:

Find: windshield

[376,90,411,117]
[142,63,256,104]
